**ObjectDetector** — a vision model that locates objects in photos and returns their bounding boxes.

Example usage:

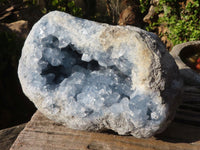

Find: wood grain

[0,123,25,150]
[10,86,200,150]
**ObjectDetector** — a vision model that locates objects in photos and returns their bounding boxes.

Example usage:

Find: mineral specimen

[18,11,182,138]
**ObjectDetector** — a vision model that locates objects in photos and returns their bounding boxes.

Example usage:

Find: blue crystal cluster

[18,11,182,138]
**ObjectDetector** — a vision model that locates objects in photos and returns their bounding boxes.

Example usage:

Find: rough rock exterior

[18,11,182,138]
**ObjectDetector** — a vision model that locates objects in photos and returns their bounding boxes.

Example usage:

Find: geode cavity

[18,11,182,138]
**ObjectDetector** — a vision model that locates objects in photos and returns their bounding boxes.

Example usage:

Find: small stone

[18,11,182,138]
[170,41,200,85]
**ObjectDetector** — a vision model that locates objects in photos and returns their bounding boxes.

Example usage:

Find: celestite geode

[18,11,182,138]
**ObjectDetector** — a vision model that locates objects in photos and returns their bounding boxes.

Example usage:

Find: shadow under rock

[155,87,200,143]
[155,119,200,143]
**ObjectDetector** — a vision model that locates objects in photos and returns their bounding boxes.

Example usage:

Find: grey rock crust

[18,11,182,138]
[170,41,200,85]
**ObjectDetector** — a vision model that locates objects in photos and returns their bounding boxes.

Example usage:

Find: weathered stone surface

[18,11,182,138]
[0,124,26,150]
[170,41,200,85]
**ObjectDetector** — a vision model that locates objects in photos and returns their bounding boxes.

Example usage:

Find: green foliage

[139,0,151,14]
[28,0,83,17]
[148,0,200,45]
[44,0,69,12]
[66,0,82,17]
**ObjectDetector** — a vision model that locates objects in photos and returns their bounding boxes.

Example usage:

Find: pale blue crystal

[18,11,182,138]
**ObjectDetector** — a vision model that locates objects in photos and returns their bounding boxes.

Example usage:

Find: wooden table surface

[10,86,200,150]
[0,124,25,150]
